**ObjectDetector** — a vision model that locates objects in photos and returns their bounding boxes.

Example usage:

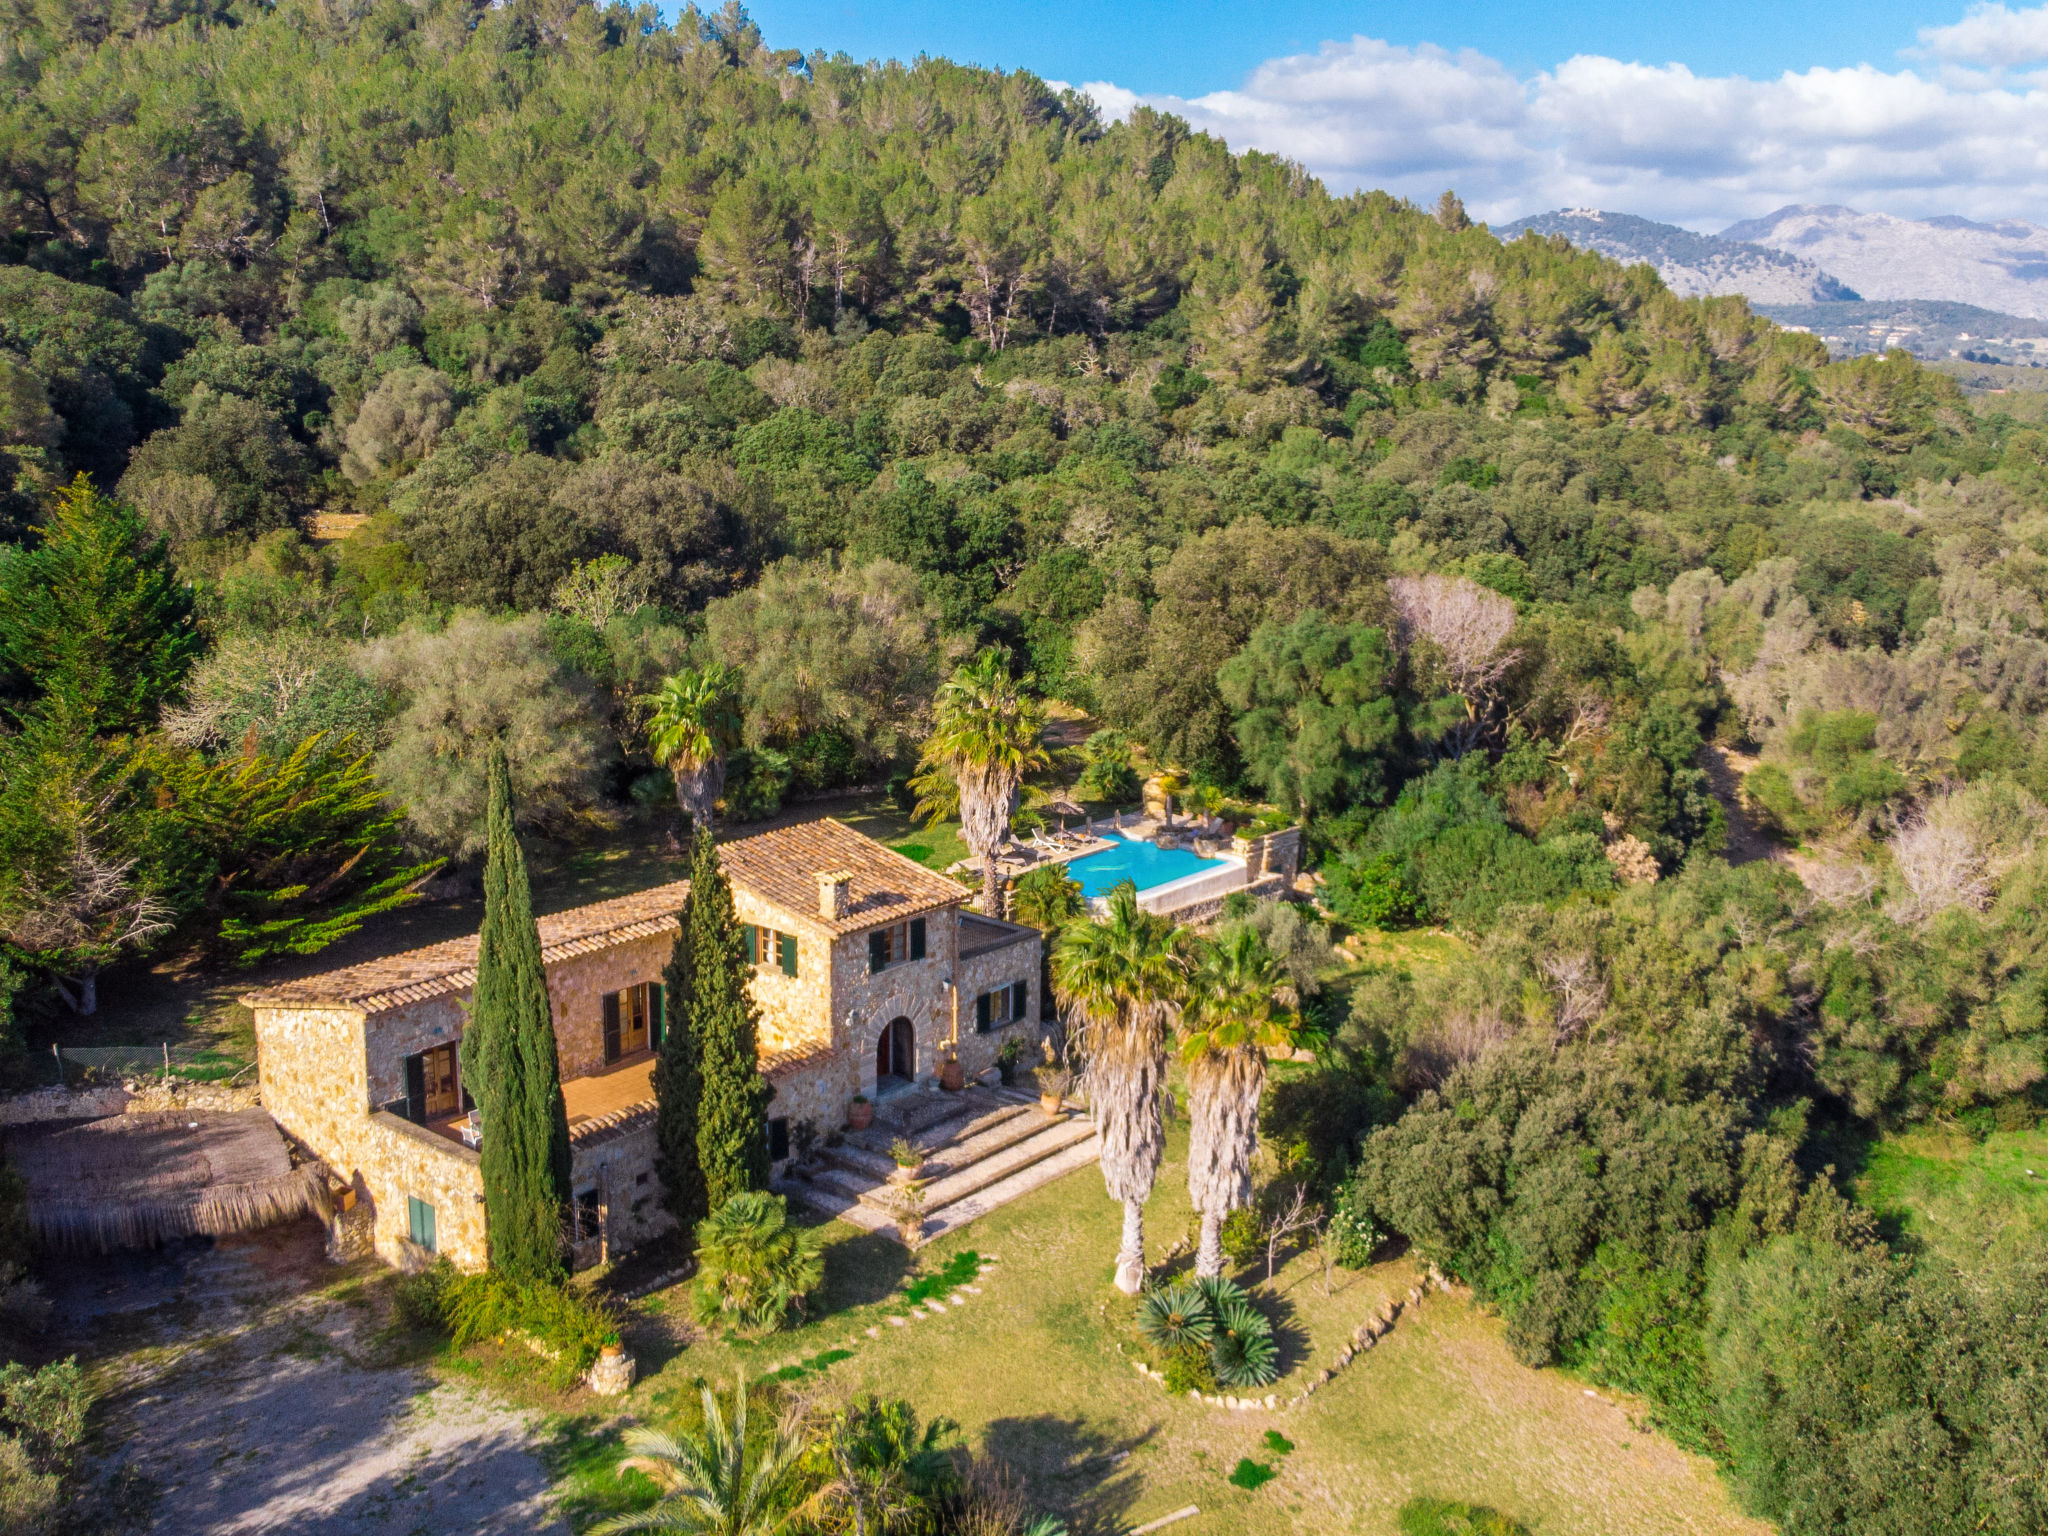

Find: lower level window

[975,980,1030,1033]
[407,1195,437,1252]
[768,1117,790,1161]
[574,1188,602,1241]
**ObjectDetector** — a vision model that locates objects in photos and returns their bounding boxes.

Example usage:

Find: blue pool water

[1064,833,1224,899]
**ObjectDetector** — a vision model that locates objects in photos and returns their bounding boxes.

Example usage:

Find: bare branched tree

[2,833,172,1015]
[1261,1182,1322,1284]
[1887,798,1992,923]
[1396,1006,1512,1092]
[1388,574,1520,748]
[1539,950,1608,1040]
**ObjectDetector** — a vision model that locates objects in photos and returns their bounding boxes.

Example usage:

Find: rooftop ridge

[243,880,691,1014]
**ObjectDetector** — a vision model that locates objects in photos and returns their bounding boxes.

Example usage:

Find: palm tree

[804,1394,958,1536]
[915,649,1049,916]
[592,1374,806,1535]
[1179,926,1301,1280]
[1052,884,1184,1294]
[646,664,744,833]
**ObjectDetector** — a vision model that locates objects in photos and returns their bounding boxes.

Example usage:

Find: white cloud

[1914,3,2048,65]
[1082,20,2048,228]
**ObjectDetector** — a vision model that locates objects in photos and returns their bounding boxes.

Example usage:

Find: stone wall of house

[835,908,959,1094]
[767,1051,857,1159]
[953,929,1045,1080]
[353,1110,486,1270]
[733,888,837,1058]
[547,932,677,1079]
[570,1114,673,1267]
[363,996,467,1112]
[254,1003,372,1165]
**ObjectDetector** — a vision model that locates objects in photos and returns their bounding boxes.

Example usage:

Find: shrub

[1207,1290,1280,1388]
[691,1191,823,1336]
[396,1264,619,1389]
[0,1358,85,1474]
[721,745,793,821]
[1228,1457,1278,1490]
[1136,1276,1278,1389]
[1397,1497,1532,1536]
[1137,1281,1215,1353]
[1220,1207,1264,1264]
[393,1260,455,1331]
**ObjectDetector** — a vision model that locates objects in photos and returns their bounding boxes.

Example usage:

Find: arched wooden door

[875,1016,915,1083]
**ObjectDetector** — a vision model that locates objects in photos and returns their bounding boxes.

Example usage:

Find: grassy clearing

[1337,928,1473,977]
[1854,1124,2048,1269]
[577,1122,1767,1536]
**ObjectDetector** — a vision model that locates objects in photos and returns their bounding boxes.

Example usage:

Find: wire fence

[42,1044,254,1088]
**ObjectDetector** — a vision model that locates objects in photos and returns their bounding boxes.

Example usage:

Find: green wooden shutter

[909,917,926,959]
[746,925,759,965]
[408,1196,436,1251]
[779,931,798,977]
[648,981,664,1048]
[1012,980,1028,1021]
[976,991,991,1032]
[869,931,887,974]
[602,991,621,1063]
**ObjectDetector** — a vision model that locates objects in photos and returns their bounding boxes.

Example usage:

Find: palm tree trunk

[674,757,724,832]
[1196,1210,1225,1280]
[1187,1048,1263,1280]
[982,859,1000,918]
[1116,1197,1147,1294]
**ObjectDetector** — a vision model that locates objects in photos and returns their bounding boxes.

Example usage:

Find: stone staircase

[775,1084,1099,1245]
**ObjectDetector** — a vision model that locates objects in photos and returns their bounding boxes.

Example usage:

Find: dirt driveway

[43,1222,569,1536]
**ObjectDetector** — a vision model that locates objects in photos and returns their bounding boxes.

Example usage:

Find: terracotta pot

[939,1058,966,1092]
[890,1162,925,1185]
[600,1342,623,1359]
[847,1100,874,1131]
[1040,1092,1063,1116]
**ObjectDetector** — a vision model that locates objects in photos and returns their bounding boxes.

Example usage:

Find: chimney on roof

[818,869,853,921]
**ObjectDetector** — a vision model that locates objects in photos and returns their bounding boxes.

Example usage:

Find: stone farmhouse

[245,819,1046,1272]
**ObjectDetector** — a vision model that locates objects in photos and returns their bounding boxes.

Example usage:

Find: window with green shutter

[407,1196,437,1252]
[1011,979,1028,1020]
[745,925,760,965]
[869,930,887,974]
[976,991,991,1032]
[778,930,798,977]
[648,981,665,1048]
[910,917,926,959]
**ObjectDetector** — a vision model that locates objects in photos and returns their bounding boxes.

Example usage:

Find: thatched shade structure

[1046,796,1087,829]
[6,1109,328,1253]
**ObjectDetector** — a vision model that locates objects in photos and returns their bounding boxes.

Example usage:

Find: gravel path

[45,1224,569,1536]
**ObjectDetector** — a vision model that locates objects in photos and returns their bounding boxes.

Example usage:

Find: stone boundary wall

[351,1109,486,1271]
[0,1078,263,1127]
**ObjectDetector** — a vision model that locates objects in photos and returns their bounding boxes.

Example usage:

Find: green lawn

[578,1124,1767,1536]
[1855,1124,2048,1270]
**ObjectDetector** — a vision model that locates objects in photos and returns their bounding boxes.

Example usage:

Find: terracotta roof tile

[720,818,967,935]
[243,882,690,1015]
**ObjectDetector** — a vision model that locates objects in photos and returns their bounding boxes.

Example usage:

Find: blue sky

[746,2,1946,96]
[739,2,2048,227]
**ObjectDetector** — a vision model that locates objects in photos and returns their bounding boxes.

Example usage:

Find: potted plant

[847,1094,873,1132]
[891,1182,926,1245]
[888,1137,926,1183]
[1034,1062,1075,1117]
[995,1037,1024,1086]
[939,1052,966,1092]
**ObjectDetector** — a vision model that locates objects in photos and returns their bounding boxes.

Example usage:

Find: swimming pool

[1063,833,1225,899]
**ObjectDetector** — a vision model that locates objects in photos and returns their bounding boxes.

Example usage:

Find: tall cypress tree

[460,748,572,1282]
[653,835,709,1229]
[688,833,773,1209]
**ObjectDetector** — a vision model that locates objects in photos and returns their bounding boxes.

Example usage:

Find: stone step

[873,1086,1009,1136]
[857,1117,1096,1216]
[848,1098,1032,1158]
[777,1131,1100,1245]
[849,1102,1050,1177]
[917,1134,1101,1241]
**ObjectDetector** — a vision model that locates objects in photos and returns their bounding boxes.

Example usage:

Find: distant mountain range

[1724,206,2048,320]
[1497,205,2048,361]
[1493,209,1860,304]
